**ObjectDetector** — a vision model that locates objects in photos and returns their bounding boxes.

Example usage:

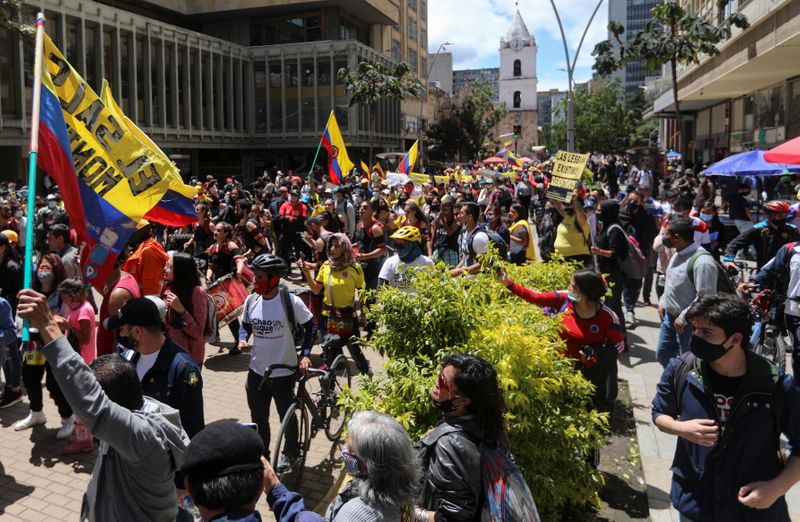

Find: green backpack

[687,248,736,294]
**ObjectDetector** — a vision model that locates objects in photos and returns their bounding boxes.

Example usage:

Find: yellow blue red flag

[397,140,419,174]
[36,33,183,287]
[321,111,354,184]
[506,149,524,168]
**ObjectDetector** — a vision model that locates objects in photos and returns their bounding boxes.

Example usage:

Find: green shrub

[345,260,608,520]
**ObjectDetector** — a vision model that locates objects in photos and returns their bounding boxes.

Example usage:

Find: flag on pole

[99,81,197,227]
[373,161,385,178]
[360,160,370,175]
[506,149,524,168]
[397,140,419,174]
[497,140,513,155]
[321,111,354,185]
[36,33,186,287]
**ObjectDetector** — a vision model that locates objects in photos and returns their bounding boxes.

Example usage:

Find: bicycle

[743,286,795,372]
[262,351,352,490]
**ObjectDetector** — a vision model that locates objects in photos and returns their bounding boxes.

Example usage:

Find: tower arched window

[513,59,521,77]
[513,91,521,108]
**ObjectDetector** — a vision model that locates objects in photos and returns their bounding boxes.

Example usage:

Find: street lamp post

[419,42,452,172]
[548,0,604,152]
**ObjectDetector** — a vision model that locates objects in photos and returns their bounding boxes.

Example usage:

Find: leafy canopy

[336,61,423,107]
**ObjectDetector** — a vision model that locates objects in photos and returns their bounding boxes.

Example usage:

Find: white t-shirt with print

[378,254,434,290]
[244,292,313,378]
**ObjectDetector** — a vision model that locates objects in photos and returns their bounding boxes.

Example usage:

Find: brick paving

[0,277,383,521]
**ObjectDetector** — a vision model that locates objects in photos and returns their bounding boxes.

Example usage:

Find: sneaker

[228,346,241,356]
[0,387,23,409]
[14,410,47,431]
[625,310,635,325]
[275,454,297,473]
[56,416,75,440]
[62,435,94,455]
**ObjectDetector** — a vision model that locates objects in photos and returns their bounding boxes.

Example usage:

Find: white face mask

[48,201,57,209]
[14,210,22,218]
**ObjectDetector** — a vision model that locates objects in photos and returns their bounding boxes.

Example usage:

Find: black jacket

[415,417,483,522]
[723,221,800,269]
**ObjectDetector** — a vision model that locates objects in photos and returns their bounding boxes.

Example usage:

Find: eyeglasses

[436,371,459,395]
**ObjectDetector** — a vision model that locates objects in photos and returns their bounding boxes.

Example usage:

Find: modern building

[0,0,423,182]
[452,68,499,101]
[649,0,800,165]
[607,0,664,97]
[538,89,568,127]
[428,51,453,95]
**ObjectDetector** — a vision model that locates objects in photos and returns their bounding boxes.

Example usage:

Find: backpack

[468,225,509,262]
[421,427,540,522]
[244,286,304,348]
[686,249,736,294]
[608,224,648,279]
[204,292,220,344]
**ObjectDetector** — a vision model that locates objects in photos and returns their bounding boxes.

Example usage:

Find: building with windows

[0,0,422,182]
[538,89,567,127]
[452,68,499,101]
[650,0,800,165]
[607,0,663,97]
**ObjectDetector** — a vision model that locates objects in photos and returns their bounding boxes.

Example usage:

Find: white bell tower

[499,8,537,111]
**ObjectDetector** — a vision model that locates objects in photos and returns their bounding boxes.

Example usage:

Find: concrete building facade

[452,68,499,101]
[607,0,664,97]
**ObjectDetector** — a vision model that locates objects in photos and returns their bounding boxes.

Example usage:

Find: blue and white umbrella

[701,149,800,177]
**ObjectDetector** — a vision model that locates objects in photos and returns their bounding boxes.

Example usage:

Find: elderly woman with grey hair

[325,411,421,521]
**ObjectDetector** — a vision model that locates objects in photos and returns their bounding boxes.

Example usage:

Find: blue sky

[428,0,609,91]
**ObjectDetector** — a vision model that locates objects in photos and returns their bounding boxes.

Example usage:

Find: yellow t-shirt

[553,213,590,257]
[316,262,365,310]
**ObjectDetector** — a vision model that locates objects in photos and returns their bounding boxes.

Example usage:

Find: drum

[293,289,323,328]
[238,264,255,288]
[207,275,249,327]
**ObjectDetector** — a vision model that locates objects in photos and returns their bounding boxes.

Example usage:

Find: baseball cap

[103,297,164,330]
[181,421,264,479]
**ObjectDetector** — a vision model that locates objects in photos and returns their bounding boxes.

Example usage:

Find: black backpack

[467,225,509,262]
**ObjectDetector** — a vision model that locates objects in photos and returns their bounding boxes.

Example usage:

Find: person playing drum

[207,222,246,354]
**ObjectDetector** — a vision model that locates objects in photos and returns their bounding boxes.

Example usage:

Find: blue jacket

[652,351,800,521]
[0,296,16,347]
[121,337,205,438]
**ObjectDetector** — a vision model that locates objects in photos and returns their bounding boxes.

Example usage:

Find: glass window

[165,42,174,127]
[269,61,283,132]
[66,17,80,67]
[255,61,267,132]
[177,45,186,129]
[392,40,402,62]
[251,14,323,45]
[136,35,146,124]
[150,41,160,126]
[513,59,521,77]
[408,49,417,73]
[85,23,98,90]
[0,27,18,119]
[420,1,427,21]
[103,29,113,87]
[789,80,800,126]
[318,60,331,128]
[335,59,348,129]
[421,57,427,77]
[408,0,416,10]
[120,32,130,113]
[513,91,521,108]
[286,61,298,131]
[408,19,417,41]
[301,60,315,130]
[421,29,426,49]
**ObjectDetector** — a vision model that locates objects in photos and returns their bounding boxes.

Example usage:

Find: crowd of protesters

[1,152,800,520]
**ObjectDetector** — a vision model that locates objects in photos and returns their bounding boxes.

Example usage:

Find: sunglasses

[436,371,459,395]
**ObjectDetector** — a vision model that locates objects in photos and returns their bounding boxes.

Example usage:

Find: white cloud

[429,0,609,71]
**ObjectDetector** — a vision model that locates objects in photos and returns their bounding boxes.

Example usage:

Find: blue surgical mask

[699,213,713,222]
[567,291,580,303]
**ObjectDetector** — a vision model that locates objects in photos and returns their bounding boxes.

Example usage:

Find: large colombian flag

[321,111,354,185]
[397,140,418,174]
[37,34,191,287]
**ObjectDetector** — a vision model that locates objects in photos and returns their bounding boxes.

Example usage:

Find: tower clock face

[511,39,524,52]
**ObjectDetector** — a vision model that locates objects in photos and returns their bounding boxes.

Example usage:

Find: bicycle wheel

[775,332,790,373]
[324,354,353,442]
[270,402,310,491]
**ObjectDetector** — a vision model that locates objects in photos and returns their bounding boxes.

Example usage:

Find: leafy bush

[344,260,609,520]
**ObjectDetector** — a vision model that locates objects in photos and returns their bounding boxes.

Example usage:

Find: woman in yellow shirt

[300,233,372,376]
[552,192,592,267]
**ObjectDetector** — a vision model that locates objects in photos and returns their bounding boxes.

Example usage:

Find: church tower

[496,7,538,149]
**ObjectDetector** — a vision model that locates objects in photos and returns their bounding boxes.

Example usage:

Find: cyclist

[237,254,315,465]
[378,226,433,291]
[750,241,800,375]
[723,200,800,271]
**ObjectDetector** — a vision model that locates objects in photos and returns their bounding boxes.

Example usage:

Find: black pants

[509,250,526,265]
[245,370,298,459]
[581,343,619,416]
[320,316,371,374]
[642,264,655,302]
[22,363,72,418]
[604,271,627,332]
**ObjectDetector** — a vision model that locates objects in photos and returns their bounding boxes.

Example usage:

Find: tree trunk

[669,19,684,166]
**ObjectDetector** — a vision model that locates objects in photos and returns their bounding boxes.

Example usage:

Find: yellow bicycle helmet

[390,225,422,243]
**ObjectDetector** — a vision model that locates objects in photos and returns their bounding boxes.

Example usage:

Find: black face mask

[689,334,730,362]
[769,218,786,228]
[117,328,139,351]
[661,236,674,248]
[433,398,459,413]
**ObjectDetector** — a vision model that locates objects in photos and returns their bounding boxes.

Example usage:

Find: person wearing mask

[237,254,315,466]
[123,221,170,296]
[207,221,246,353]
[183,202,214,256]
[334,187,356,239]
[620,191,658,323]
[107,297,205,438]
[590,200,629,335]
[507,203,539,265]
[728,182,755,234]
[162,253,208,366]
[656,197,711,250]
[430,196,461,267]
[656,217,719,367]
[451,202,492,277]
[46,223,81,280]
[326,411,421,521]
[723,200,800,271]
[16,288,190,522]
[414,354,508,522]
[698,201,726,260]
[552,191,592,266]
[652,293,800,521]
[278,190,309,272]
[353,198,387,296]
[97,252,141,356]
[378,226,433,291]
[181,421,323,522]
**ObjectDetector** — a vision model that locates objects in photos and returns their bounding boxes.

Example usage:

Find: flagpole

[308,113,330,185]
[22,12,46,342]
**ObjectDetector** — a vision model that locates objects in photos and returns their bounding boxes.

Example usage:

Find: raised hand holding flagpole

[21,12,46,342]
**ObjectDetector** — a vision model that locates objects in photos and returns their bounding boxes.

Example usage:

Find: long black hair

[444,353,505,444]
[572,268,607,303]
[169,252,200,316]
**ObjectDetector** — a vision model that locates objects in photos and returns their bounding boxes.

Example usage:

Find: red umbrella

[483,156,505,164]
[764,136,800,164]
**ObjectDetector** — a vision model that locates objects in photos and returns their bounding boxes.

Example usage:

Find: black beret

[181,421,264,479]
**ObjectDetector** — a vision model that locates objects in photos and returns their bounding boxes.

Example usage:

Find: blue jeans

[657,311,693,367]
[1,339,21,388]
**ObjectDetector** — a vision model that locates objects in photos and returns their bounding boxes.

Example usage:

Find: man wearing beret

[182,421,324,522]
[17,288,190,521]
[106,297,205,438]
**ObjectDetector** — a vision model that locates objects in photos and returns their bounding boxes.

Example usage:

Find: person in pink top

[161,252,208,365]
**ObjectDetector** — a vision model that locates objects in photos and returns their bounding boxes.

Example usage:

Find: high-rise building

[607,0,663,97]
[452,68,500,101]
[0,0,415,181]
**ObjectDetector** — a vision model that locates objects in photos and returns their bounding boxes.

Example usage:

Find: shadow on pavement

[28,427,95,474]
[0,463,35,515]
[623,330,659,367]
[204,351,251,372]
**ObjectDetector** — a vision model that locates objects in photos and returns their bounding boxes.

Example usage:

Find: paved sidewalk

[0,278,382,521]
[620,304,800,522]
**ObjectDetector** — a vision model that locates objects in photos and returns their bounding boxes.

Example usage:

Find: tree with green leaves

[0,0,33,38]
[592,1,748,157]
[426,82,507,161]
[337,61,422,162]
[546,80,637,153]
